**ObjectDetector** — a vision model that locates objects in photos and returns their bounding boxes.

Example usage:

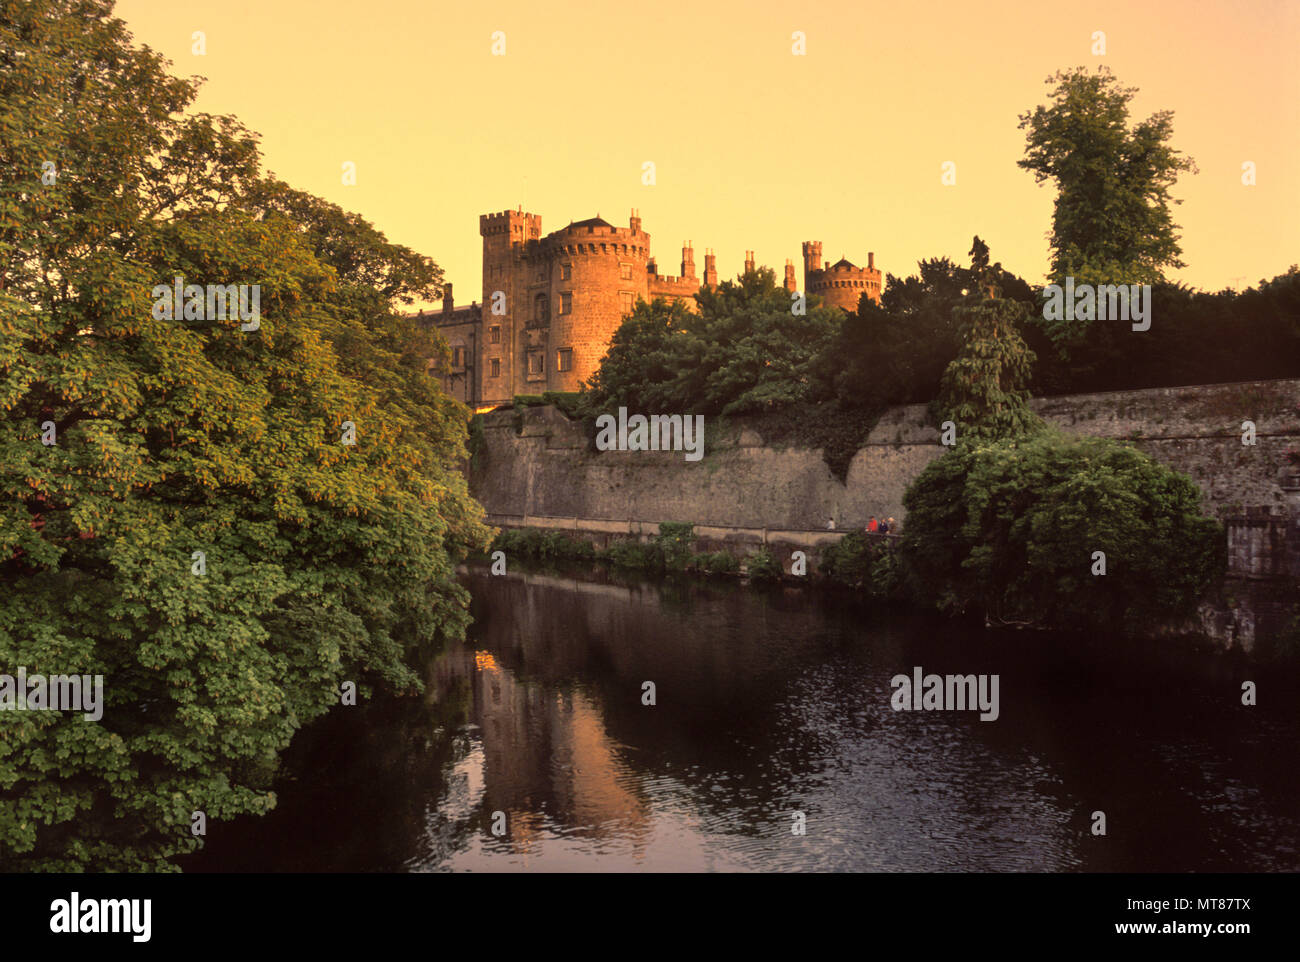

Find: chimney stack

[630,208,642,233]
[682,241,695,278]
[442,283,454,313]
[704,249,718,290]
[868,252,875,270]
[744,250,755,274]
[784,260,797,292]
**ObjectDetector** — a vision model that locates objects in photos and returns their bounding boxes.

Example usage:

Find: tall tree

[934,240,1043,441]
[0,0,487,870]
[1018,67,1197,306]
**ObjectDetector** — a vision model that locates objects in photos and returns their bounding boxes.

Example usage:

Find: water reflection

[189,564,1300,873]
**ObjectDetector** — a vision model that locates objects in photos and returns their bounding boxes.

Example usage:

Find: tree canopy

[1019,66,1198,346]
[0,0,487,870]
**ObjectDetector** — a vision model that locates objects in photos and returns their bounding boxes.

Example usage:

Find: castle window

[620,262,632,280]
[620,291,634,314]
[489,325,501,344]
[528,352,543,375]
[490,358,501,378]
[560,293,572,314]
[534,293,549,325]
[557,348,573,372]
[452,346,466,368]
[561,263,572,280]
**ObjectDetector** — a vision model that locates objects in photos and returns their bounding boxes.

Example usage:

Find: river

[185,563,1300,872]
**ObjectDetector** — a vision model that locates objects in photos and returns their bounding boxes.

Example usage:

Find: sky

[113,0,1299,308]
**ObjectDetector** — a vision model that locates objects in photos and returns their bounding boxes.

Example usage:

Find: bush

[745,547,783,581]
[898,430,1224,634]
[655,522,695,572]
[490,527,594,562]
[603,538,663,571]
[693,551,740,576]
[818,532,876,586]
[819,532,905,601]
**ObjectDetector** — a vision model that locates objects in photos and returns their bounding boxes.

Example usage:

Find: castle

[414,208,881,406]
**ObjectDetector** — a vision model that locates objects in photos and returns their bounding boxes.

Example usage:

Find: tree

[899,432,1224,634]
[0,0,488,870]
[934,239,1044,441]
[585,297,699,416]
[587,267,839,417]
[1019,66,1197,342]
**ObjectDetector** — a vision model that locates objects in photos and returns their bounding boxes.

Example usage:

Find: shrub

[489,527,594,562]
[603,538,663,570]
[899,430,1224,634]
[745,547,783,581]
[655,522,695,572]
[693,551,740,576]
[818,532,876,586]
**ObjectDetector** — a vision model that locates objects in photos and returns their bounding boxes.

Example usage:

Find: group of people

[824,516,898,534]
[866,516,896,534]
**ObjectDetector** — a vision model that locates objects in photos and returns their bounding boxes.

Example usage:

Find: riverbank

[481,521,1299,659]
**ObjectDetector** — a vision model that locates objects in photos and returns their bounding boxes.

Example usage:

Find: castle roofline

[568,216,613,229]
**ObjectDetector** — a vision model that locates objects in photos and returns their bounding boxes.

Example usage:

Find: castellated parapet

[420,207,883,406]
[803,242,882,312]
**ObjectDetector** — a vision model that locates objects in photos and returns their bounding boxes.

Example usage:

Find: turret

[802,240,822,291]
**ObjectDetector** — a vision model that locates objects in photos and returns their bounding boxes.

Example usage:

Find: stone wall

[469,378,1300,530]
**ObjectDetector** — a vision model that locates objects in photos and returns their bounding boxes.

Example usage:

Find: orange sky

[114,0,1299,307]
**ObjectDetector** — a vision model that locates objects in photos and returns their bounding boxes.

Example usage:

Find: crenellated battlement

[434,207,883,408]
[480,209,543,240]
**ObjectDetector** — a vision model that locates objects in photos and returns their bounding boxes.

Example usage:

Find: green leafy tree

[0,0,488,870]
[1019,66,1197,343]
[899,432,1224,633]
[585,297,699,415]
[935,240,1044,441]
[588,268,839,417]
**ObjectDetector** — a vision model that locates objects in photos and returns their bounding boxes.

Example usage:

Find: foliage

[818,533,903,601]
[935,256,1045,442]
[587,269,840,419]
[1027,269,1300,394]
[0,0,488,870]
[692,551,740,576]
[1018,66,1198,346]
[744,547,783,582]
[898,431,1224,635]
[602,538,663,571]
[491,527,594,562]
[655,522,695,572]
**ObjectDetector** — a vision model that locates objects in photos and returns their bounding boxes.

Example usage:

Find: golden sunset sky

[114,0,1298,306]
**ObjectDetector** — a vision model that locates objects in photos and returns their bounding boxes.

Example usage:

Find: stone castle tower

[802,241,882,313]
[415,208,881,406]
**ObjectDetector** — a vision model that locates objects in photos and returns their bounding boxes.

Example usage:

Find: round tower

[539,216,650,393]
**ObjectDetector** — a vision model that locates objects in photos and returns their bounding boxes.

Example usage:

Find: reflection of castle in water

[433,644,652,857]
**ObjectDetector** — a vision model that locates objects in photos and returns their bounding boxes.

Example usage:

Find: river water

[187,564,1300,872]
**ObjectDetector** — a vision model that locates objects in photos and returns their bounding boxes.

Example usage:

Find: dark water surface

[187,564,1300,872]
